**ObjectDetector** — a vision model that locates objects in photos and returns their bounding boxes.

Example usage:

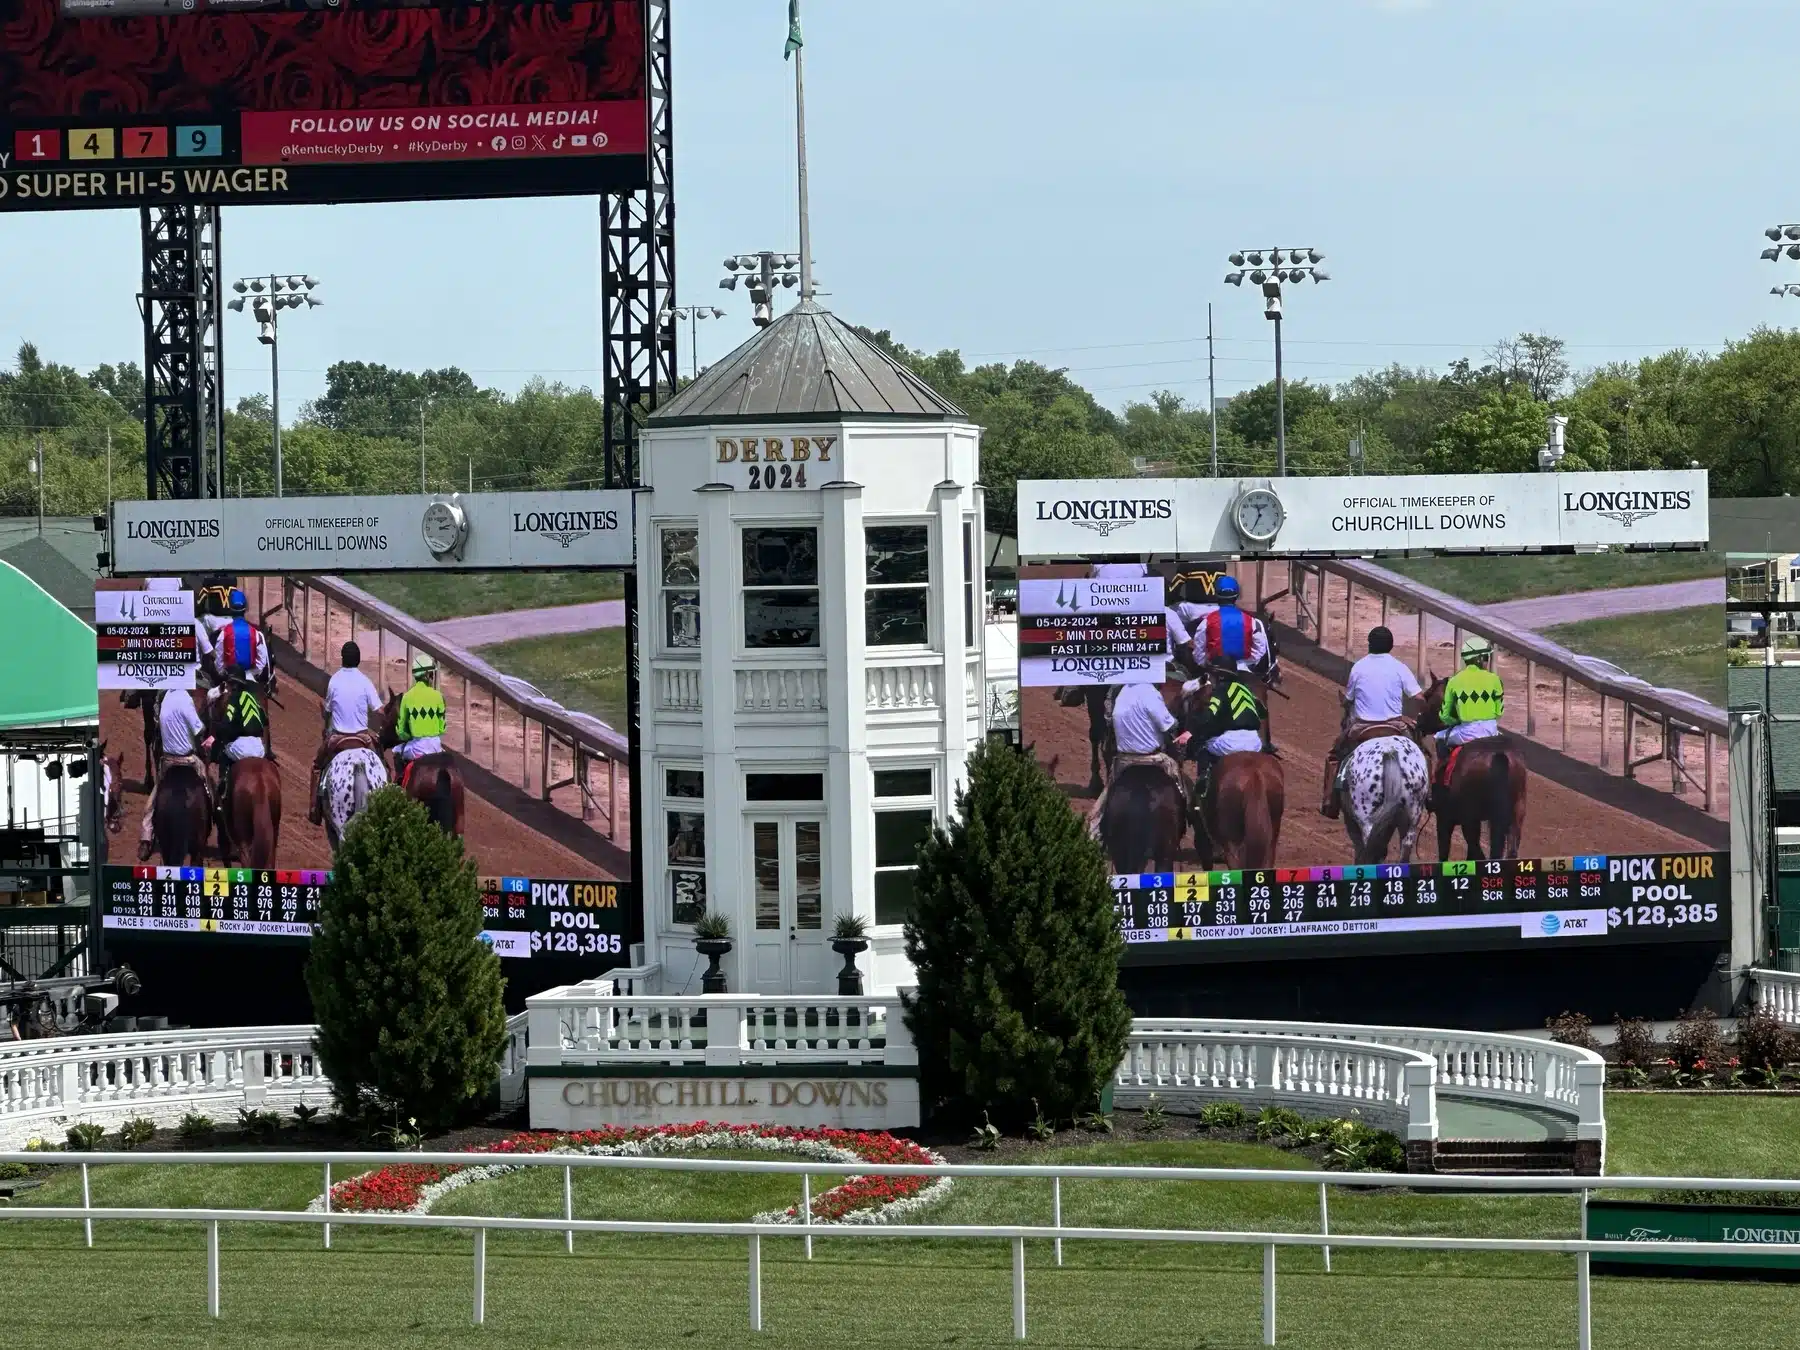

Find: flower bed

[310,1123,950,1225]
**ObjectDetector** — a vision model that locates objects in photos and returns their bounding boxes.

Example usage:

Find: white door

[745,816,829,993]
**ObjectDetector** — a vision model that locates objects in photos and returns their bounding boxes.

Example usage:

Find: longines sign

[531,1072,921,1131]
[1017,471,1709,556]
[110,491,636,573]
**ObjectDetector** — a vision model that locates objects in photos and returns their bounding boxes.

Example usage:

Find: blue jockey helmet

[1215,575,1241,601]
[228,589,247,614]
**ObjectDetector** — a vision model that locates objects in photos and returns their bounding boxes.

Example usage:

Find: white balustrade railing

[655,664,702,713]
[1115,1030,1436,1141]
[1753,967,1800,1026]
[0,1025,331,1148]
[866,660,941,712]
[736,667,826,714]
[1132,1017,1605,1149]
[525,985,916,1069]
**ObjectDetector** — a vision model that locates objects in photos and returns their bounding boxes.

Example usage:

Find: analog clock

[421,498,468,560]
[1232,486,1285,546]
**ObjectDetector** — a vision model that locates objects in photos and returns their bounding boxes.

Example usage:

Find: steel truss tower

[141,205,224,501]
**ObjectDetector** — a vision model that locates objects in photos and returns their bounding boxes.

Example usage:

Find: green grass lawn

[1380,551,1722,606]
[7,1122,1800,1348]
[479,628,628,728]
[346,571,623,623]
[1541,604,1724,705]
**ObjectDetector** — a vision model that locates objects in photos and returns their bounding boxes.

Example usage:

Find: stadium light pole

[1761,225,1800,297]
[719,253,802,328]
[1224,248,1329,476]
[666,305,726,380]
[227,274,321,498]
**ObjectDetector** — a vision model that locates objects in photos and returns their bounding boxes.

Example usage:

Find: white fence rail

[1752,967,1800,1026]
[1132,1017,1605,1153]
[1113,1031,1436,1141]
[525,985,917,1068]
[7,1148,1797,1349]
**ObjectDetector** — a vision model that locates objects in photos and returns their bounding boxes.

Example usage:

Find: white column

[934,479,972,796]
[821,480,872,936]
[697,483,743,973]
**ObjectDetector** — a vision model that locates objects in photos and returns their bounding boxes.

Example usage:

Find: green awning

[0,559,97,728]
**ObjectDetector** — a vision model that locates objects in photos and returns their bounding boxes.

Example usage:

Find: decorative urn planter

[696,937,733,993]
[831,937,869,996]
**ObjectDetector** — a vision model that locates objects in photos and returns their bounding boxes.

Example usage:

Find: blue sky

[4,0,1798,415]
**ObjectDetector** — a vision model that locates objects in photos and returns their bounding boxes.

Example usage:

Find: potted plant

[831,913,870,996]
[693,911,733,994]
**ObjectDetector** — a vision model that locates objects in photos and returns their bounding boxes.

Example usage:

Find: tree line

[6,325,1800,528]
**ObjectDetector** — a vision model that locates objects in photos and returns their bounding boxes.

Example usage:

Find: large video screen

[96,571,631,992]
[0,0,646,210]
[1019,552,1729,965]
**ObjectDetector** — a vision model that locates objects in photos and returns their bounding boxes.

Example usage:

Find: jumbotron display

[1018,552,1730,965]
[96,572,632,988]
[0,0,647,210]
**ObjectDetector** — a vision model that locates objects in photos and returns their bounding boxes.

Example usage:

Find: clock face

[1234,489,1284,544]
[421,503,464,556]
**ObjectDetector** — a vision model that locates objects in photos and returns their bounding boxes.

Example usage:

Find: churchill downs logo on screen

[512,508,621,549]
[124,516,221,555]
[1032,497,1174,538]
[1561,487,1693,529]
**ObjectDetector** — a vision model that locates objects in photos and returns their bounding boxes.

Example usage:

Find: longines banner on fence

[109,490,636,573]
[1016,470,1709,557]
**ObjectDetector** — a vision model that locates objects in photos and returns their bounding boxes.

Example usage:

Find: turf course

[4,1095,1799,1349]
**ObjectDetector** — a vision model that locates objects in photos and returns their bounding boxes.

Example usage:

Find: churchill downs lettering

[562,1079,890,1110]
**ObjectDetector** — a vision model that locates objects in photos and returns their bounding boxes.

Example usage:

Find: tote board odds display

[97,567,631,990]
[1017,549,1729,966]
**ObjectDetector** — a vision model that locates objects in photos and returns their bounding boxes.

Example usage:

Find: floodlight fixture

[1229,252,1246,266]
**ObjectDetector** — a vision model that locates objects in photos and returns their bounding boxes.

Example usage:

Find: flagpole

[790,1,813,300]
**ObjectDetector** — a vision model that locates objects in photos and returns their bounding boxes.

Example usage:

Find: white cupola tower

[634,303,985,996]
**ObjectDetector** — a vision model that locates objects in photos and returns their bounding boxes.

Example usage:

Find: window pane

[874,768,933,798]
[963,522,976,648]
[866,525,930,585]
[875,808,934,868]
[754,822,781,930]
[671,870,705,926]
[795,821,822,931]
[661,528,699,585]
[667,810,705,866]
[866,588,928,647]
[743,528,818,586]
[875,869,917,927]
[664,590,701,649]
[744,589,820,647]
[666,769,704,799]
[746,773,824,801]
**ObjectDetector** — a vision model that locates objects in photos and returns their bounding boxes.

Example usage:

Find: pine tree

[902,739,1132,1127]
[306,787,508,1131]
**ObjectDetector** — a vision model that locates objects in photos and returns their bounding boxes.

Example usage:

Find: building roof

[649,301,966,426]
[0,559,97,729]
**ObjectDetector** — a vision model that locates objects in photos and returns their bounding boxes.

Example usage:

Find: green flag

[784,0,802,59]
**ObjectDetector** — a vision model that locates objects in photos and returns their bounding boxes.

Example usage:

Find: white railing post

[1262,1243,1276,1345]
[801,1172,813,1260]
[472,1228,486,1325]
[748,1235,763,1332]
[81,1163,92,1248]
[1319,1182,1330,1273]
[1011,1236,1026,1341]
[1577,1250,1591,1350]
[207,1219,220,1319]
[564,1165,574,1253]
[887,990,919,1066]
[1052,1175,1063,1267]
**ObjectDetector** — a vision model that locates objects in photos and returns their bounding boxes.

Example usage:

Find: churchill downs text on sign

[534,1074,921,1130]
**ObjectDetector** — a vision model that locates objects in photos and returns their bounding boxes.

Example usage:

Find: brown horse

[151,762,211,865]
[1415,673,1528,861]
[378,690,465,837]
[1100,762,1188,873]
[220,758,281,867]
[1196,753,1285,870]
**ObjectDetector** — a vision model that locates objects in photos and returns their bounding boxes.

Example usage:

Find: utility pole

[1208,302,1218,477]
[788,0,813,301]
[420,403,427,493]
[106,427,113,511]
[32,435,43,536]
[1272,304,1286,477]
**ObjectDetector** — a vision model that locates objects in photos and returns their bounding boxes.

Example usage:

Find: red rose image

[509,2,603,58]
[59,64,155,115]
[0,0,54,57]
[351,82,420,108]
[77,16,171,65]
[425,59,490,107]
[320,9,426,79]
[172,20,261,87]
[490,53,585,105]
[247,49,352,109]
[425,4,499,57]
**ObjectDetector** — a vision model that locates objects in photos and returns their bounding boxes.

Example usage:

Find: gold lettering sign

[560,1077,895,1115]
[716,438,738,463]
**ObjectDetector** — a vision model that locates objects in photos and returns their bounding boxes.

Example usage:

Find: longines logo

[1033,497,1173,538]
[512,508,620,549]
[124,516,220,554]
[1562,488,1692,529]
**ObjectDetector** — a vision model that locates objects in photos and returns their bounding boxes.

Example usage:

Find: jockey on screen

[1434,636,1505,783]
[138,687,209,862]
[393,653,449,786]
[1197,576,1268,672]
[1086,676,1190,839]
[1185,660,1271,809]
[211,589,270,685]
[309,641,385,825]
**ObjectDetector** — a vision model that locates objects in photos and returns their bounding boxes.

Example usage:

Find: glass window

[795,821,823,931]
[746,772,825,802]
[866,524,930,647]
[667,781,706,927]
[660,527,701,651]
[874,768,933,798]
[743,527,820,648]
[874,807,934,927]
[963,519,977,649]
[753,822,781,930]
